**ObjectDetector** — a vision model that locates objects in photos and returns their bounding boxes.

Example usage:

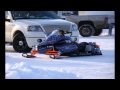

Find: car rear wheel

[79,24,95,37]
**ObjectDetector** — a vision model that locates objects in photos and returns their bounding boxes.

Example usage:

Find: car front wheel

[13,33,31,52]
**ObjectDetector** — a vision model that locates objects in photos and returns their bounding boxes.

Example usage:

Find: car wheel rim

[82,28,90,35]
[19,41,24,46]
[16,37,26,50]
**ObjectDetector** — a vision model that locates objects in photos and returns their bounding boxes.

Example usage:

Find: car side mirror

[5,18,11,22]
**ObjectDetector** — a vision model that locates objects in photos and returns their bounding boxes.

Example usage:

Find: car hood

[15,19,73,26]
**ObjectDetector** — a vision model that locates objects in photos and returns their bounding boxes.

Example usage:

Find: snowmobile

[22,30,102,59]
[22,41,102,59]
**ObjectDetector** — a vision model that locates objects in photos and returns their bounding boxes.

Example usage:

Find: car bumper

[26,37,46,47]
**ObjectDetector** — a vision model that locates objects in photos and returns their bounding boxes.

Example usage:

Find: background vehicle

[5,11,80,52]
[55,11,115,37]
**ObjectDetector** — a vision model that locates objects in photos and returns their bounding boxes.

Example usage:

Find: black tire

[79,24,95,37]
[13,33,31,52]
[93,29,102,36]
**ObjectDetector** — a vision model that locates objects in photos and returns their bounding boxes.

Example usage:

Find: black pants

[75,42,89,52]
[109,24,113,36]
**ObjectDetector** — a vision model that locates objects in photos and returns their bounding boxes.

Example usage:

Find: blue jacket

[38,35,78,54]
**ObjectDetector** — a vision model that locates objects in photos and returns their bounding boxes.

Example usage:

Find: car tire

[79,24,95,37]
[13,33,31,52]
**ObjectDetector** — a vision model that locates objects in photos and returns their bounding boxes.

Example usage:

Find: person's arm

[64,36,72,43]
[64,36,72,40]
[46,30,59,39]
[39,35,62,46]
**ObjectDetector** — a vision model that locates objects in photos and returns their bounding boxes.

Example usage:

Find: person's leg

[78,42,89,52]
[109,24,113,36]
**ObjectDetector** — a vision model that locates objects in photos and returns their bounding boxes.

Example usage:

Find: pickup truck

[56,11,115,37]
[5,11,80,52]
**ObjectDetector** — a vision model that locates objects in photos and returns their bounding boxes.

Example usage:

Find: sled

[22,44,102,59]
[22,46,61,59]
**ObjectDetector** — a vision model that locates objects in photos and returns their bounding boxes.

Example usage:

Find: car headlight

[71,24,78,31]
[28,25,43,32]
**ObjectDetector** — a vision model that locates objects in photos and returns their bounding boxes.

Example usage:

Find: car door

[5,11,15,42]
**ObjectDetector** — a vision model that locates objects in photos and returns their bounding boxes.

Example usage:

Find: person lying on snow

[37,30,102,56]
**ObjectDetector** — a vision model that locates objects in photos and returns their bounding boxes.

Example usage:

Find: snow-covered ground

[5,29,115,79]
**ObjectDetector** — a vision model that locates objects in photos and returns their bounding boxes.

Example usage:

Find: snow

[5,30,115,79]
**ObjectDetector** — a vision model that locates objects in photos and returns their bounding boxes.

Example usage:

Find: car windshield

[11,11,60,20]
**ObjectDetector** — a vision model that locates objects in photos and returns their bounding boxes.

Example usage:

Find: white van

[5,11,80,52]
